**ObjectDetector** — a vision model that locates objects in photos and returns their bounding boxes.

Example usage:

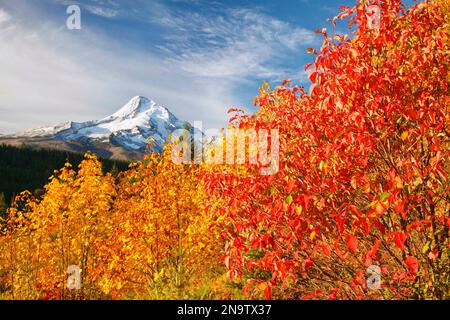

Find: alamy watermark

[66,5,81,30]
[366,265,381,290]
[170,122,280,175]
[366,4,381,30]
[67,265,81,290]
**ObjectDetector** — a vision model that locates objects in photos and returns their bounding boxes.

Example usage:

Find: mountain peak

[110,96,156,120]
[5,96,189,155]
[131,95,149,102]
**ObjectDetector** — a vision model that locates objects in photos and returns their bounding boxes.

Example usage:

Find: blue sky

[0,0,355,133]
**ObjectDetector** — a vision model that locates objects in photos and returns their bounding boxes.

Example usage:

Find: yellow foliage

[0,155,116,299]
[0,148,226,300]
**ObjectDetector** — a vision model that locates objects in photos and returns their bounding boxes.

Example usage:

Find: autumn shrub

[89,145,225,299]
[0,0,447,301]
[0,148,230,299]
[0,155,116,299]
[203,0,449,299]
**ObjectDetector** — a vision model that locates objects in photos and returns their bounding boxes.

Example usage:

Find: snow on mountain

[9,96,193,153]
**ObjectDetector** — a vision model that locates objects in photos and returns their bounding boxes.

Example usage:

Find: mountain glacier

[9,96,193,154]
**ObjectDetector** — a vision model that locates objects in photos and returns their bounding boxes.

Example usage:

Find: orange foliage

[0,150,224,299]
[0,155,116,299]
[203,0,449,299]
[98,145,223,298]
[0,0,448,301]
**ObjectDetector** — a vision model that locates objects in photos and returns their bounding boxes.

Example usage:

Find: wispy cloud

[0,8,10,25]
[52,0,119,18]
[85,5,118,18]
[0,1,320,134]
[151,5,320,81]
[0,6,238,133]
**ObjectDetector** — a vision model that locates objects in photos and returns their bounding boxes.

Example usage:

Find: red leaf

[304,62,314,71]
[370,240,381,256]
[327,288,339,300]
[264,284,272,300]
[405,256,419,274]
[285,180,296,193]
[393,232,407,250]
[308,69,317,83]
[346,235,358,253]
[394,199,407,219]
[303,257,314,270]
[365,240,381,266]
[322,243,331,257]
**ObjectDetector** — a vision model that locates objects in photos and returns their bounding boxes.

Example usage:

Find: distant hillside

[0,144,129,208]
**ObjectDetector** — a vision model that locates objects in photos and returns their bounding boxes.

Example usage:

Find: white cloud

[154,7,319,81]
[52,0,119,18]
[0,2,319,134]
[0,7,238,133]
[84,5,118,18]
[0,9,10,25]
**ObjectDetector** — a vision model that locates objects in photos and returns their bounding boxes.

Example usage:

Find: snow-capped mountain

[3,96,195,159]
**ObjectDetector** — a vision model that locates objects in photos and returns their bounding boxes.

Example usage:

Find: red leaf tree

[204,0,449,299]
